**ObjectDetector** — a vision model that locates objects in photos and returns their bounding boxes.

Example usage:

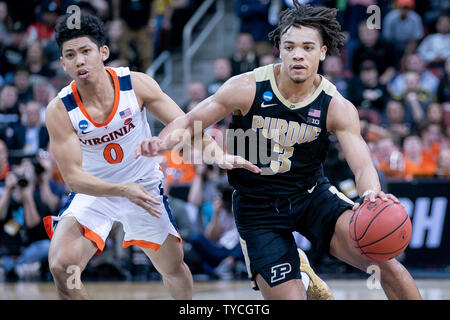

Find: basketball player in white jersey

[43,12,258,300]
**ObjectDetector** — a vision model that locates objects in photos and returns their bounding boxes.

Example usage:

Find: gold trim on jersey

[253,64,336,110]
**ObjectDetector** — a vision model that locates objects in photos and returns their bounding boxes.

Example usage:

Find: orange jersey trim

[42,217,104,255]
[71,67,120,128]
[43,216,54,239]
[122,234,182,251]
[82,225,105,255]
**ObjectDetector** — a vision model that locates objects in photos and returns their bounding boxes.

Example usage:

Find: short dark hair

[55,12,107,52]
[268,1,346,56]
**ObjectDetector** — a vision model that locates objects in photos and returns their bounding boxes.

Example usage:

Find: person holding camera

[0,147,66,280]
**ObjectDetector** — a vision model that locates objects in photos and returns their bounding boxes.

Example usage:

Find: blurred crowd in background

[0,0,449,283]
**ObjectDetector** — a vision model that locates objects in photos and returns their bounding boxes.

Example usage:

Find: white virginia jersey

[57,67,163,184]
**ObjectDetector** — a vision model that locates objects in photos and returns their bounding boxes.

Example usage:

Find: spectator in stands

[399,71,435,125]
[0,1,12,46]
[402,135,437,179]
[162,150,196,202]
[187,164,221,227]
[426,102,445,127]
[380,99,415,144]
[444,101,450,139]
[382,0,424,57]
[375,136,404,179]
[183,81,207,112]
[13,67,34,105]
[390,53,440,97]
[27,1,59,46]
[234,0,273,56]
[33,82,56,118]
[187,185,244,280]
[0,21,28,80]
[0,84,20,138]
[322,55,349,99]
[114,0,153,72]
[352,22,397,85]
[420,121,448,161]
[207,58,232,97]
[436,147,450,178]
[0,152,66,280]
[258,53,276,67]
[437,57,450,103]
[230,32,259,77]
[105,20,129,68]
[5,100,49,157]
[151,0,181,59]
[417,13,450,66]
[347,60,389,113]
[25,40,56,83]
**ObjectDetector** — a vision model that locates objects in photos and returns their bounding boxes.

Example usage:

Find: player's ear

[100,45,110,62]
[320,45,327,61]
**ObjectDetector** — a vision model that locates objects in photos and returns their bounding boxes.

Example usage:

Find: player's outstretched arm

[327,93,399,210]
[133,72,261,174]
[45,98,162,217]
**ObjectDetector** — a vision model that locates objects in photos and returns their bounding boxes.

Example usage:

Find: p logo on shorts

[270,263,292,284]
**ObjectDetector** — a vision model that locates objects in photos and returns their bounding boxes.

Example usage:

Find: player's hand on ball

[216,153,262,174]
[123,183,162,218]
[135,137,167,158]
[352,190,401,211]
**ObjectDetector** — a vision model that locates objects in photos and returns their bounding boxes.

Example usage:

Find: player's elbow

[62,170,84,193]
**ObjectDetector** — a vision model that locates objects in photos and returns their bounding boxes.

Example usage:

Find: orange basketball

[349,198,412,261]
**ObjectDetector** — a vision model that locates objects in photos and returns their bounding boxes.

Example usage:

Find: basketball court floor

[1,278,449,300]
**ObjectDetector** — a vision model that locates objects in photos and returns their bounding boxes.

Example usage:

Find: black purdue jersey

[227,64,337,197]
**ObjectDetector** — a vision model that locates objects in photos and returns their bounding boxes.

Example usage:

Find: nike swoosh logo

[308,182,317,194]
[81,130,93,134]
[261,102,278,108]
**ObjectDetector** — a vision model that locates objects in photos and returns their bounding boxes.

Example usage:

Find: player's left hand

[215,153,262,174]
[135,137,168,158]
[352,190,401,211]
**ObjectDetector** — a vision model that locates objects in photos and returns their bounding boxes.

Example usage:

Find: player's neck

[275,65,319,103]
[74,68,114,106]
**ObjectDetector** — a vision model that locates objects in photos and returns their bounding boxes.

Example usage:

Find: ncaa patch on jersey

[263,91,273,101]
[78,120,89,130]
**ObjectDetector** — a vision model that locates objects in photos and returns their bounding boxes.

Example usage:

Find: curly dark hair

[268,1,346,56]
[55,12,107,52]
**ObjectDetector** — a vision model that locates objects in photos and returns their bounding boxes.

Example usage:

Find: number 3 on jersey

[270,143,293,173]
[104,143,124,164]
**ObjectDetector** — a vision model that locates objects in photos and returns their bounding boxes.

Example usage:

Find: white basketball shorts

[43,180,181,254]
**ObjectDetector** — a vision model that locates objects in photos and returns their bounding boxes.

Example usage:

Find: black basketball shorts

[232,176,354,290]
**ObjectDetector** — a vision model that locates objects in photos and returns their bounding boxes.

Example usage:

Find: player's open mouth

[78,70,89,78]
[292,65,306,72]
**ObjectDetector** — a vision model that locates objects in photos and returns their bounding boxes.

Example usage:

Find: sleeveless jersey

[57,67,163,184]
[227,64,336,197]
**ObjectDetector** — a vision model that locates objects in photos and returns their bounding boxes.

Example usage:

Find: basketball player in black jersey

[136,2,422,300]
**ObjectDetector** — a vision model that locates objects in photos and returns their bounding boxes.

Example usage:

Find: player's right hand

[135,137,167,158]
[123,182,162,218]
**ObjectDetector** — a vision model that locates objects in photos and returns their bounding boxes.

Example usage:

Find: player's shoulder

[129,71,160,96]
[46,96,66,116]
[218,70,256,96]
[45,96,73,131]
[327,91,359,131]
